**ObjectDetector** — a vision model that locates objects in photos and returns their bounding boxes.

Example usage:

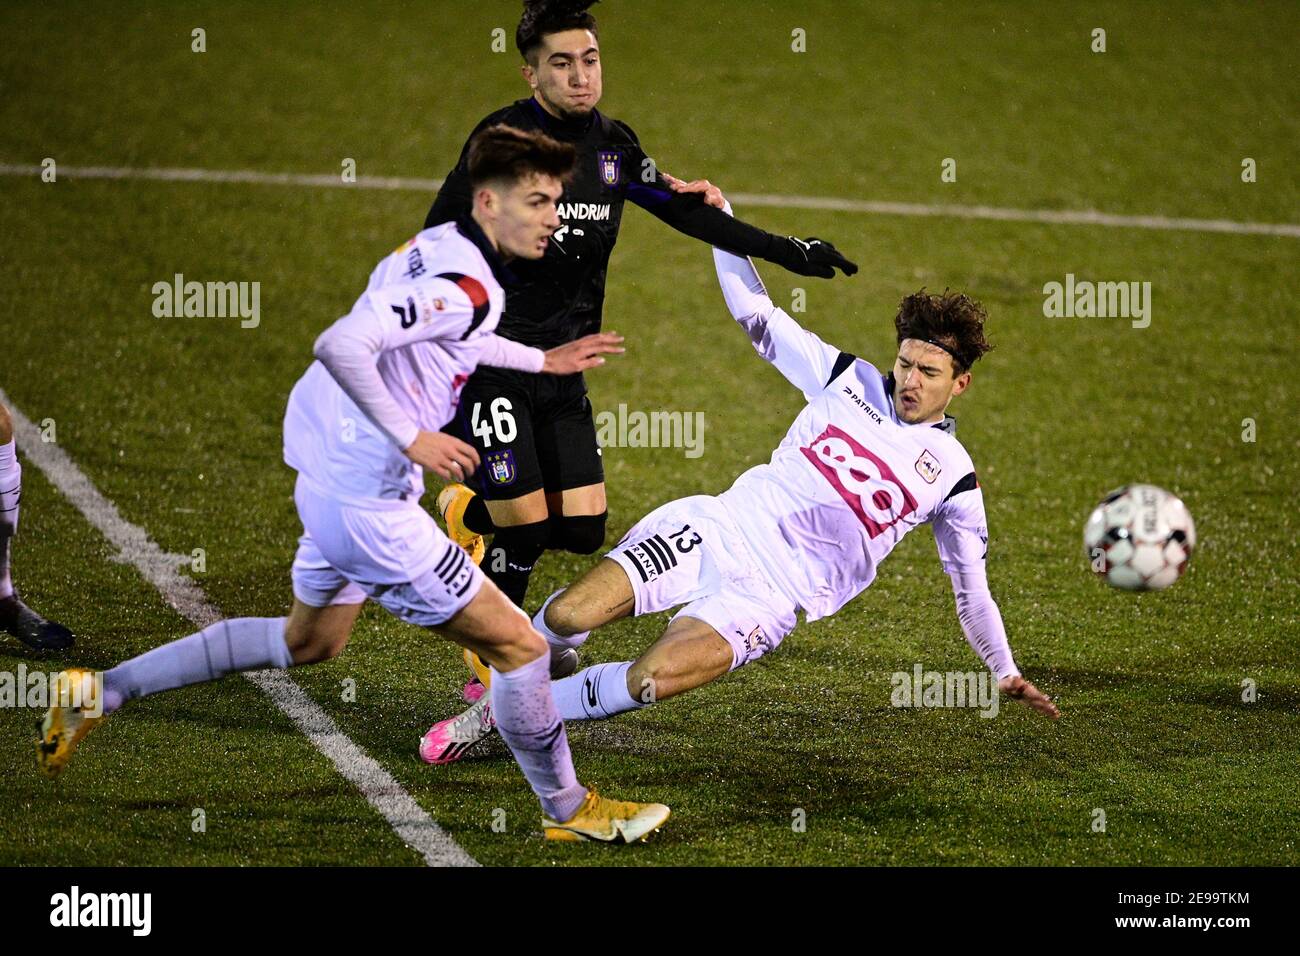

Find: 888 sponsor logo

[801,424,917,537]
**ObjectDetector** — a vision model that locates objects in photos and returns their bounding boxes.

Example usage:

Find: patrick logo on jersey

[801,424,917,537]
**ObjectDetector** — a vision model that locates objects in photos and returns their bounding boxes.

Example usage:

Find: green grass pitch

[0,0,1296,866]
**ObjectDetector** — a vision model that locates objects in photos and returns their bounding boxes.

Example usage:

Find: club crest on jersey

[914,449,941,484]
[485,450,516,486]
[597,150,621,186]
[801,424,918,538]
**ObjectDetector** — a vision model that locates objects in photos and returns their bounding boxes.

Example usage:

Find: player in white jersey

[37,126,671,844]
[422,198,1057,763]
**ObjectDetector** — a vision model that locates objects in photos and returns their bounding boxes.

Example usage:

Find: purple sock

[490,653,588,822]
[102,617,291,714]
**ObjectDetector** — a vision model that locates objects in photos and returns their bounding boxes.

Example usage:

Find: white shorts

[290,476,484,628]
[607,495,798,670]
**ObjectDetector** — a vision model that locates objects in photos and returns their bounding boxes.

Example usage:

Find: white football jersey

[284,219,507,505]
[718,351,986,621]
[712,248,989,624]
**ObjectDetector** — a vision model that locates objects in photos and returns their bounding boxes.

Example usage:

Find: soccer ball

[1083,484,1195,591]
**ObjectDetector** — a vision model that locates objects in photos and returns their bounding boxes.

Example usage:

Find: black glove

[766,235,859,278]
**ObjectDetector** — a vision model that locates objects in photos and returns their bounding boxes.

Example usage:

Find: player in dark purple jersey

[427,0,858,701]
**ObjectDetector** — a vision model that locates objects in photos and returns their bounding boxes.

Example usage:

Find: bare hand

[543,332,626,375]
[999,675,1060,720]
[662,171,726,209]
[403,430,480,482]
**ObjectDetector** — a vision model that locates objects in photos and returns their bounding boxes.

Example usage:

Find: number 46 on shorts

[470,398,518,448]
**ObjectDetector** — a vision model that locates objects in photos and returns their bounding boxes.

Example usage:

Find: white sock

[101,617,292,714]
[533,590,589,650]
[490,653,588,822]
[551,661,643,721]
[0,439,19,600]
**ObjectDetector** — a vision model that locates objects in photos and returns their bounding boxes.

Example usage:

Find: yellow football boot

[462,647,493,694]
[461,645,580,700]
[36,668,105,778]
[543,791,671,844]
[435,483,485,565]
[437,483,491,695]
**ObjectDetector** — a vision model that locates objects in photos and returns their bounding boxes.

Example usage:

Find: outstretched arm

[477,331,626,375]
[618,124,857,279]
[933,483,1060,719]
[475,333,545,373]
[712,204,843,399]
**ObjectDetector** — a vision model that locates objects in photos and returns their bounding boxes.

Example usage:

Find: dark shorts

[444,365,604,501]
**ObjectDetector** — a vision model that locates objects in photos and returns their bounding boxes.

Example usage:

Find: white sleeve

[932,482,1020,681]
[312,275,486,450]
[476,334,545,373]
[711,203,841,400]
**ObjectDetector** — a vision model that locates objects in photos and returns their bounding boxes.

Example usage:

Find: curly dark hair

[516,0,600,61]
[467,124,577,188]
[894,288,993,375]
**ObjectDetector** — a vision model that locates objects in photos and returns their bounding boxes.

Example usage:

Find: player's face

[523,29,602,119]
[485,173,564,260]
[892,340,970,423]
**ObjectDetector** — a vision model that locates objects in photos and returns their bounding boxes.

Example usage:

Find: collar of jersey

[525,96,598,140]
[455,214,518,288]
[882,371,957,434]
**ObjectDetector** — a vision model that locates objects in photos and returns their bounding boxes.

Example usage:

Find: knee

[285,620,347,665]
[549,512,607,555]
[544,590,593,637]
[291,639,345,665]
[0,404,12,445]
[627,634,730,703]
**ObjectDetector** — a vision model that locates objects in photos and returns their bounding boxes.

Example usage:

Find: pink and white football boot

[419,692,496,764]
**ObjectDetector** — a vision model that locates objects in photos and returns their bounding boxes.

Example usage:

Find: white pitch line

[726,192,1300,239]
[2,161,1297,238]
[0,388,477,868]
[0,163,441,193]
